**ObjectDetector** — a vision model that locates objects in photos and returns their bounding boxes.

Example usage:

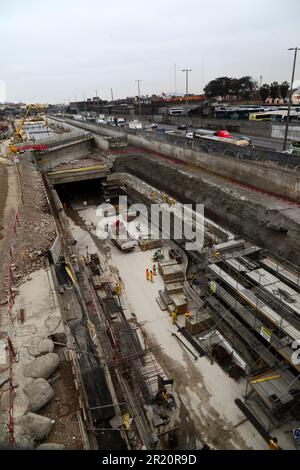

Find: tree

[238,76,257,99]
[259,84,270,102]
[204,77,232,98]
[270,82,280,101]
[204,76,257,100]
[280,81,289,100]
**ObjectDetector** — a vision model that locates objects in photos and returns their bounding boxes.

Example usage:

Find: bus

[169,107,185,116]
[249,111,286,122]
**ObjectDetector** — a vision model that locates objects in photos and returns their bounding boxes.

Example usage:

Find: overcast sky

[1,0,300,103]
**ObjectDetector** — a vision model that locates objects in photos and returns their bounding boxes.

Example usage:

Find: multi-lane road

[152,123,286,151]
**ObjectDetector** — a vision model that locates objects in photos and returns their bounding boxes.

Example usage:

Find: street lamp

[283,47,299,151]
[135,80,142,122]
[182,69,192,131]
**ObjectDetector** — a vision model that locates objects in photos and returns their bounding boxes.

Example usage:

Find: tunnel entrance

[55,178,104,208]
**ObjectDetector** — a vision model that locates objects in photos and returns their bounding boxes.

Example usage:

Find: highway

[151,123,286,151]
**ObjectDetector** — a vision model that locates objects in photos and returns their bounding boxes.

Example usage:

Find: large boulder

[15,412,53,441]
[23,353,60,379]
[28,338,54,357]
[0,389,29,418]
[1,412,52,448]
[23,378,54,412]
[37,443,65,450]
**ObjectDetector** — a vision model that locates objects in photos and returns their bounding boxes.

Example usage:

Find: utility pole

[259,75,263,89]
[283,47,299,151]
[95,90,99,115]
[182,69,192,131]
[135,80,142,123]
[83,92,86,117]
[174,63,177,95]
[110,88,114,102]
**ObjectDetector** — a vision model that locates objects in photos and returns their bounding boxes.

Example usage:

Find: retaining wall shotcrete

[113,156,300,266]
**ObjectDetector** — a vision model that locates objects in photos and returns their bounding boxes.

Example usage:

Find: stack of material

[185,311,213,335]
[156,290,173,312]
[169,293,188,314]
[138,237,163,250]
[158,259,178,275]
[165,282,184,295]
[91,275,101,290]
[169,249,183,264]
[106,135,128,148]
[160,265,184,285]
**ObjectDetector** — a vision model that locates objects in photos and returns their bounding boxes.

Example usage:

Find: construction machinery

[152,249,165,262]
[9,103,48,154]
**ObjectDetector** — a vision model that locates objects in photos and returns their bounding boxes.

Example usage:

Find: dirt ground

[0,158,19,303]
[39,353,82,450]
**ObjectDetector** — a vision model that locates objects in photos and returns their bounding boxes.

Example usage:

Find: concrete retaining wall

[58,118,300,203]
[127,132,300,203]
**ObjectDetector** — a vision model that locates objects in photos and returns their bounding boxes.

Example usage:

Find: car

[156,128,166,133]
[177,125,187,130]
[150,123,158,128]
[185,132,194,139]
[231,133,252,145]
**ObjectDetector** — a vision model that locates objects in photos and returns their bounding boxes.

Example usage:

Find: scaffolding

[196,244,300,429]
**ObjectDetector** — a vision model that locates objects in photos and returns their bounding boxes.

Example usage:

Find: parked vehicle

[129,120,143,130]
[185,132,194,139]
[177,125,187,130]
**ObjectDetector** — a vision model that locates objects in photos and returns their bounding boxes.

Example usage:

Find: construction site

[1,106,300,452]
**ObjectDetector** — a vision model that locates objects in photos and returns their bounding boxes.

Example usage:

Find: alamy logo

[292,340,300,365]
[95,196,204,251]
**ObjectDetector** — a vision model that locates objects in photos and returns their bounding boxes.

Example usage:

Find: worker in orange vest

[268,437,280,450]
[149,270,154,282]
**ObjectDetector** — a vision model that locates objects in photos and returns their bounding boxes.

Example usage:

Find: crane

[9,103,47,154]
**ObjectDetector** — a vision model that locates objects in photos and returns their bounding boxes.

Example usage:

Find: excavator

[9,103,48,154]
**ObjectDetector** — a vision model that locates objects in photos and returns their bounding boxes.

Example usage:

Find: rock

[15,412,53,441]
[37,443,65,450]
[23,378,54,412]
[38,339,54,355]
[23,353,60,379]
[28,338,54,357]
[45,317,61,333]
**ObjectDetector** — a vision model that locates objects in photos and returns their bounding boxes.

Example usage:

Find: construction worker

[169,197,176,207]
[185,311,192,319]
[161,389,169,408]
[149,270,154,282]
[115,282,121,296]
[151,191,157,201]
[268,437,280,450]
[171,308,177,325]
[153,264,157,276]
[146,268,150,281]
[163,192,168,204]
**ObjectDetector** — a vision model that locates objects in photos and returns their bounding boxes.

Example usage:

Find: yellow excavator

[9,103,47,154]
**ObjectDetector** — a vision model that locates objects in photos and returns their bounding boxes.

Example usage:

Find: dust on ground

[39,354,82,449]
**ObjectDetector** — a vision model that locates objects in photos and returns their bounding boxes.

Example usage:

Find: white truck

[129,120,143,130]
